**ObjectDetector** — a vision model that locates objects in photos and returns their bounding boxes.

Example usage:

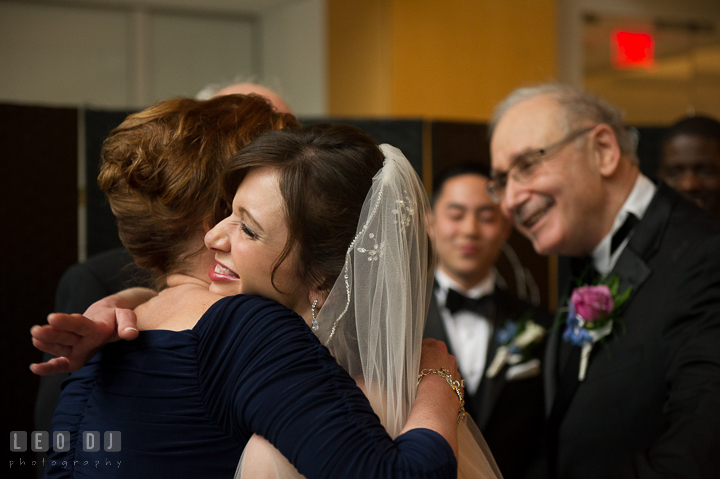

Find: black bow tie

[569,213,639,285]
[610,213,639,254]
[444,288,493,317]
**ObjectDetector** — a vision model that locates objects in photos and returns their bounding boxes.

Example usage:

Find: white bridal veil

[236,145,502,479]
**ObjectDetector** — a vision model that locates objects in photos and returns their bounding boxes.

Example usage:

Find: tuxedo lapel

[609,248,651,303]
[610,184,675,292]
[475,289,503,429]
[424,283,451,348]
[544,319,560,416]
[547,261,579,416]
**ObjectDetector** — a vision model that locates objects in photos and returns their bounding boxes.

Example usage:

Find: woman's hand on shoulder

[29,288,156,375]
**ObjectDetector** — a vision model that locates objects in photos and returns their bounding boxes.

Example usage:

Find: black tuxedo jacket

[544,185,720,479]
[424,284,551,479]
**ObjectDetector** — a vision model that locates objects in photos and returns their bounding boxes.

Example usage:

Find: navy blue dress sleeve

[45,355,101,478]
[197,295,457,479]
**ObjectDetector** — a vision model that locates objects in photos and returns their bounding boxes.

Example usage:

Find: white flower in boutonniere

[486,318,546,379]
[562,275,631,381]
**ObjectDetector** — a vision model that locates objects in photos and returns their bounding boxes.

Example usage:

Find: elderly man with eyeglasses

[488,84,720,479]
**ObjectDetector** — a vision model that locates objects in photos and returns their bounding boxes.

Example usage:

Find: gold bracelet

[417,368,466,425]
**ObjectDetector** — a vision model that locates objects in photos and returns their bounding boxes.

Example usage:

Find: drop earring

[311,299,319,331]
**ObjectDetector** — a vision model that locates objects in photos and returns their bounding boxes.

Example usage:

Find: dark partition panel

[431,121,491,181]
[1,104,78,479]
[635,126,666,181]
[301,118,424,176]
[85,109,135,257]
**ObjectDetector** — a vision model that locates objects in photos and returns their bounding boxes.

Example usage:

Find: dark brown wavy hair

[98,94,299,288]
[217,123,385,294]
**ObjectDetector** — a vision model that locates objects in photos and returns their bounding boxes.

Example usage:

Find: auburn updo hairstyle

[98,94,299,288]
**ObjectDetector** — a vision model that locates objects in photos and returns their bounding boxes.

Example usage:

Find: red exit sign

[612,30,655,70]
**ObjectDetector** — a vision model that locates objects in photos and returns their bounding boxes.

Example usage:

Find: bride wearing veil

[238,144,502,479]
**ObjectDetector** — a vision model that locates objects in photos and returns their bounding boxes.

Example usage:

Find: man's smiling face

[490,94,606,257]
[428,173,511,290]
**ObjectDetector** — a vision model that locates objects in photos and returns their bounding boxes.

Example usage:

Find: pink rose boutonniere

[562,276,631,381]
[572,285,613,322]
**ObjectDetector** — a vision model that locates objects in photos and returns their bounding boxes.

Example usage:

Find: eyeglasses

[486,126,597,204]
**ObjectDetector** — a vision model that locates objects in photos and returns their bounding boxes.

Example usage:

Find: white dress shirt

[434,268,496,395]
[592,174,657,276]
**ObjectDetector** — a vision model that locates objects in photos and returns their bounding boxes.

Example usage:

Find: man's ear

[592,124,622,177]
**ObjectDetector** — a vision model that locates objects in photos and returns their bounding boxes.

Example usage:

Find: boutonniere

[561,275,631,381]
[486,316,546,378]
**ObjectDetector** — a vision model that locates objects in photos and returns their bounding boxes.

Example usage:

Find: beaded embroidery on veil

[235,144,501,479]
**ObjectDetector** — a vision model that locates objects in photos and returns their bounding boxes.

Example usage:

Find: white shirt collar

[592,174,656,276]
[434,268,496,306]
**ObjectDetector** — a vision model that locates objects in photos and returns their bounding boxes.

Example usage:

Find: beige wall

[327,0,394,117]
[328,0,557,120]
[0,0,326,115]
[262,0,327,116]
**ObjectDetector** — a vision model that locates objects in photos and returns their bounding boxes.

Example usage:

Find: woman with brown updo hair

[97,93,295,288]
[41,103,468,478]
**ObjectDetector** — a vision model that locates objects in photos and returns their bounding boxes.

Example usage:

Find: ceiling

[16,0,305,15]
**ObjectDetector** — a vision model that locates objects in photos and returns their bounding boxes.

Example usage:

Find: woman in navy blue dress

[39,99,467,478]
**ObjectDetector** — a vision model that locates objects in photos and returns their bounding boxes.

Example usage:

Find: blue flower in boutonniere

[562,275,631,381]
[486,317,546,379]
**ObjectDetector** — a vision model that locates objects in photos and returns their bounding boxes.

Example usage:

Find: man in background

[424,164,550,479]
[489,83,720,478]
[657,115,720,217]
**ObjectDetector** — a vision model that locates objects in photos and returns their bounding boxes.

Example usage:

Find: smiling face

[490,94,607,257]
[428,174,511,290]
[660,134,720,216]
[204,166,310,313]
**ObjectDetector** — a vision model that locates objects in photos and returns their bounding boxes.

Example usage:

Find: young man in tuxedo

[489,84,720,478]
[424,165,551,479]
